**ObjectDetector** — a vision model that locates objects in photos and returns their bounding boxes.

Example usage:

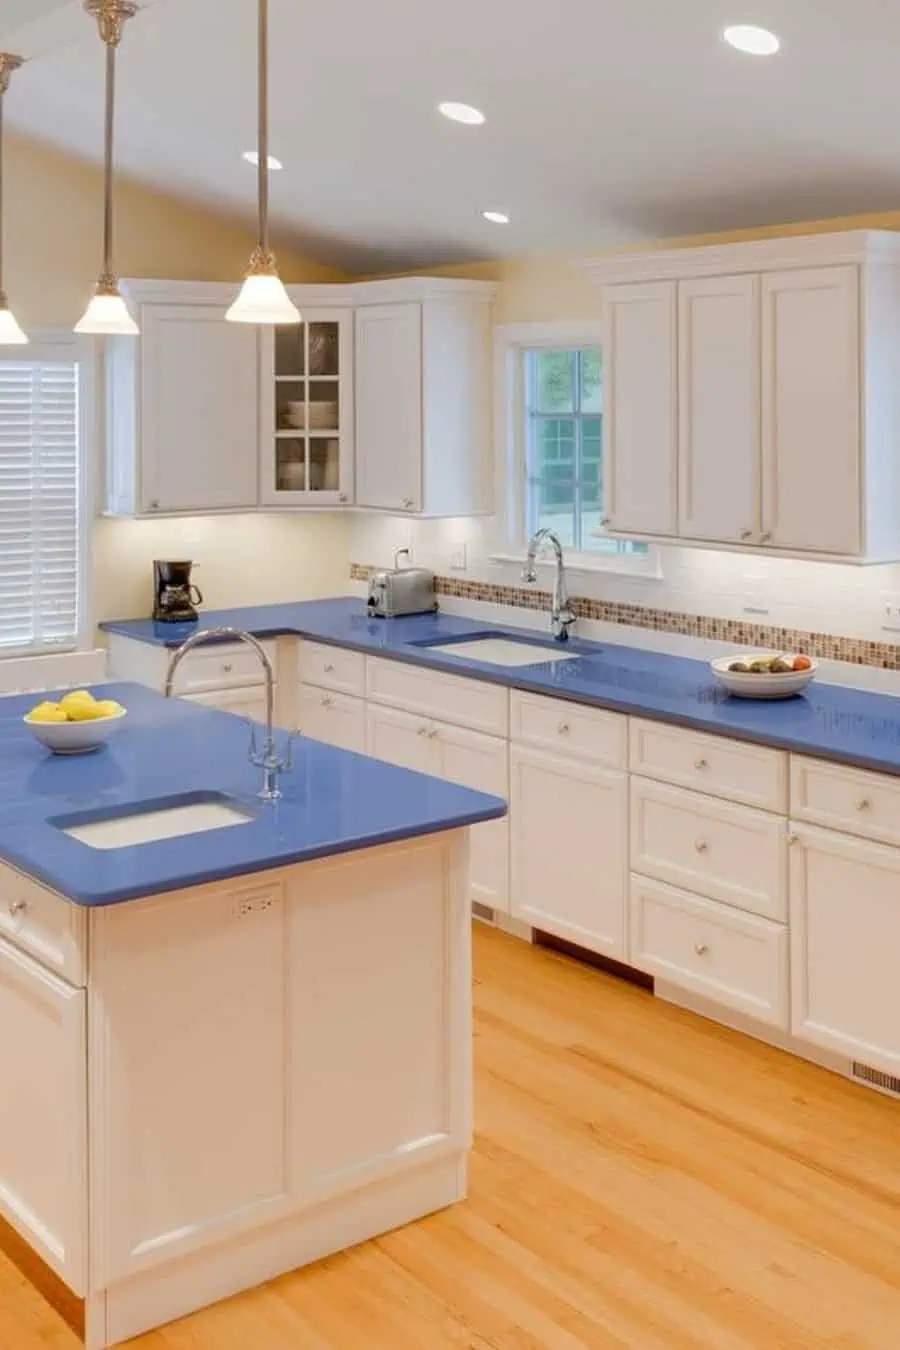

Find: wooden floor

[4,924,900,1350]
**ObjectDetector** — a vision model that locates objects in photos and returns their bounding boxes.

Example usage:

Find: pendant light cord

[101,37,116,281]
[258,0,269,256]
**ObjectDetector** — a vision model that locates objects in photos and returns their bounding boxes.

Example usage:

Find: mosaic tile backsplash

[349,563,900,671]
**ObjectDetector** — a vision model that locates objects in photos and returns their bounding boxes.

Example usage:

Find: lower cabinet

[790,824,900,1074]
[365,704,510,912]
[629,875,788,1027]
[297,685,366,753]
[509,744,627,957]
[186,687,268,723]
[0,937,86,1291]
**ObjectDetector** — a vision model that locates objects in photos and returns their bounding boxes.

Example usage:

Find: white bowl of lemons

[24,689,127,754]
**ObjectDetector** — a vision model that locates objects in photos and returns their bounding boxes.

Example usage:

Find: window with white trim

[0,341,84,654]
[498,324,656,575]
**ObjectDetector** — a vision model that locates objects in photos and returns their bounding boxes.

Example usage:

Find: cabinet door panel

[365,702,438,774]
[298,686,366,753]
[0,939,86,1292]
[603,281,677,536]
[355,303,422,512]
[140,305,259,513]
[790,825,900,1074]
[761,266,860,554]
[678,275,760,543]
[510,745,627,957]
[186,689,268,724]
[435,723,509,914]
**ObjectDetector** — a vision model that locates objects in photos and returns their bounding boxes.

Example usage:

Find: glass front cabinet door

[259,307,354,507]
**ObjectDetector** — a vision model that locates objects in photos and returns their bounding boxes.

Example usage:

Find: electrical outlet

[450,545,467,571]
[235,892,275,919]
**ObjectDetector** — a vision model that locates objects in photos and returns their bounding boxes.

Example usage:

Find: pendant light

[0,54,27,345]
[226,0,300,325]
[75,0,139,336]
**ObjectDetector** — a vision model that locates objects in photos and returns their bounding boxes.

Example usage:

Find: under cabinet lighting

[438,101,485,126]
[723,24,781,55]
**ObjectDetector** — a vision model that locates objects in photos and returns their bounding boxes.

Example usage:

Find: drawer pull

[417,725,429,737]
[694,839,709,855]
[320,695,333,708]
[788,833,799,846]
[324,663,335,674]
[222,662,234,674]
[557,721,570,735]
[694,757,709,771]
[8,899,27,917]
[428,727,438,739]
[856,798,872,812]
[694,942,710,957]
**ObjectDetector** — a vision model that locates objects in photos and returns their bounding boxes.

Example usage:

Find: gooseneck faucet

[522,528,577,642]
[164,627,290,801]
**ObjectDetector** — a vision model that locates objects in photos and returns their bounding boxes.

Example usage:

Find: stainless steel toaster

[367,554,438,618]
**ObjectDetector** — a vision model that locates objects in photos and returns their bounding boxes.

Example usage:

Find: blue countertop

[101,598,900,777]
[0,682,506,907]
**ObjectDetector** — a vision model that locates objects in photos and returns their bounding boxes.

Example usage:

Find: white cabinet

[354,283,495,517]
[365,702,437,774]
[259,307,354,508]
[602,281,677,537]
[761,266,860,555]
[678,274,760,544]
[0,937,86,1291]
[509,744,627,957]
[186,688,269,723]
[298,686,366,753]
[790,824,900,1075]
[106,283,259,516]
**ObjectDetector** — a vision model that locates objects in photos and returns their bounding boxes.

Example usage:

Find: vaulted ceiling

[3,0,900,272]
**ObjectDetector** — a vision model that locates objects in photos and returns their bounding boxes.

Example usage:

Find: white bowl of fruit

[710,652,817,700]
[24,689,127,754]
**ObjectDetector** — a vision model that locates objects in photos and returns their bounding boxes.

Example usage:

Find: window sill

[488,550,662,581]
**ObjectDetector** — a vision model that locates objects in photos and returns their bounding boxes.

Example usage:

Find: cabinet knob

[694,757,709,771]
[856,798,872,812]
[417,724,429,737]
[321,695,333,708]
[740,529,754,541]
[600,517,612,528]
[338,493,348,504]
[428,727,438,739]
[402,498,414,510]
[149,499,160,511]
[788,833,800,845]
[557,721,570,735]
[324,663,335,674]
[694,942,710,957]
[222,662,234,674]
[8,899,26,917]
[760,532,773,544]
[694,839,709,855]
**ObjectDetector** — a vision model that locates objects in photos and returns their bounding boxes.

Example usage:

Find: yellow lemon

[92,700,124,719]
[27,702,68,724]
[66,700,109,723]
[60,689,96,714]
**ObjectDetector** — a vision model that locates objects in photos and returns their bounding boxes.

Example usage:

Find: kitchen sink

[56,794,256,850]
[420,636,581,667]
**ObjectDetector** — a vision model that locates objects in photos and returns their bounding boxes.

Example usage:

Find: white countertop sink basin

[425,637,580,667]
[63,799,256,850]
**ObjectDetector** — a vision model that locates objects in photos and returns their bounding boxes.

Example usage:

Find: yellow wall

[5,133,350,626]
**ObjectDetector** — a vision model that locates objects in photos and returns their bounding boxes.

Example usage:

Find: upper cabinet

[354,281,496,517]
[106,282,260,517]
[104,277,496,520]
[585,231,900,562]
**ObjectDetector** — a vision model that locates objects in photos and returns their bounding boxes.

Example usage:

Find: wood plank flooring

[3,923,900,1349]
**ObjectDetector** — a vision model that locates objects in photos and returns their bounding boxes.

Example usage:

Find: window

[0,342,85,654]
[495,323,656,575]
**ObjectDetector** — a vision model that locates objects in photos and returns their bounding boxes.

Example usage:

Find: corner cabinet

[105,282,260,517]
[586,231,900,562]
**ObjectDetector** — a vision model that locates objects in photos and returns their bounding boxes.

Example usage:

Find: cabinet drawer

[629,718,786,811]
[630,778,787,921]
[790,755,900,847]
[629,876,788,1028]
[366,657,508,736]
[169,640,276,694]
[297,642,365,697]
[0,864,86,986]
[510,690,626,768]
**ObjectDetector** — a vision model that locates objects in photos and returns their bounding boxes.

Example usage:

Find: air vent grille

[852,1061,900,1097]
[472,901,496,925]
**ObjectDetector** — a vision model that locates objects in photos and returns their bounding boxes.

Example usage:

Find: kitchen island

[0,683,505,1349]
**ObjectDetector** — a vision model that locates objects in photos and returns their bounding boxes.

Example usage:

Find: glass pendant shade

[74,281,138,335]
[226,253,300,325]
[0,297,27,345]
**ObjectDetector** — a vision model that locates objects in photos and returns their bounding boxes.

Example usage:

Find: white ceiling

[3,0,900,272]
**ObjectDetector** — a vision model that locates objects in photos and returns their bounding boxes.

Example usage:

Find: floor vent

[472,901,496,925]
[852,1061,900,1098]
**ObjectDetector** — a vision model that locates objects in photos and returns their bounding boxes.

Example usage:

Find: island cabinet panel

[89,877,291,1283]
[287,836,471,1204]
[0,936,86,1292]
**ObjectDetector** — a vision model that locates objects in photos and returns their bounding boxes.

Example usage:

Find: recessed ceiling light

[482,210,510,224]
[243,150,283,170]
[723,24,781,55]
[438,101,485,126]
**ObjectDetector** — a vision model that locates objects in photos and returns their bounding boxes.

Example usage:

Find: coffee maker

[153,560,203,623]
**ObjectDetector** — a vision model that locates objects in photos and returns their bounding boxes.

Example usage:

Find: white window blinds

[0,354,81,652]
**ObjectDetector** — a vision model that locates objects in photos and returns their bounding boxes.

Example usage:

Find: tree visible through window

[524,346,646,556]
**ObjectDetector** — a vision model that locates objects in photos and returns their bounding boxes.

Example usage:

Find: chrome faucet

[164,627,291,802]
[522,528,577,642]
